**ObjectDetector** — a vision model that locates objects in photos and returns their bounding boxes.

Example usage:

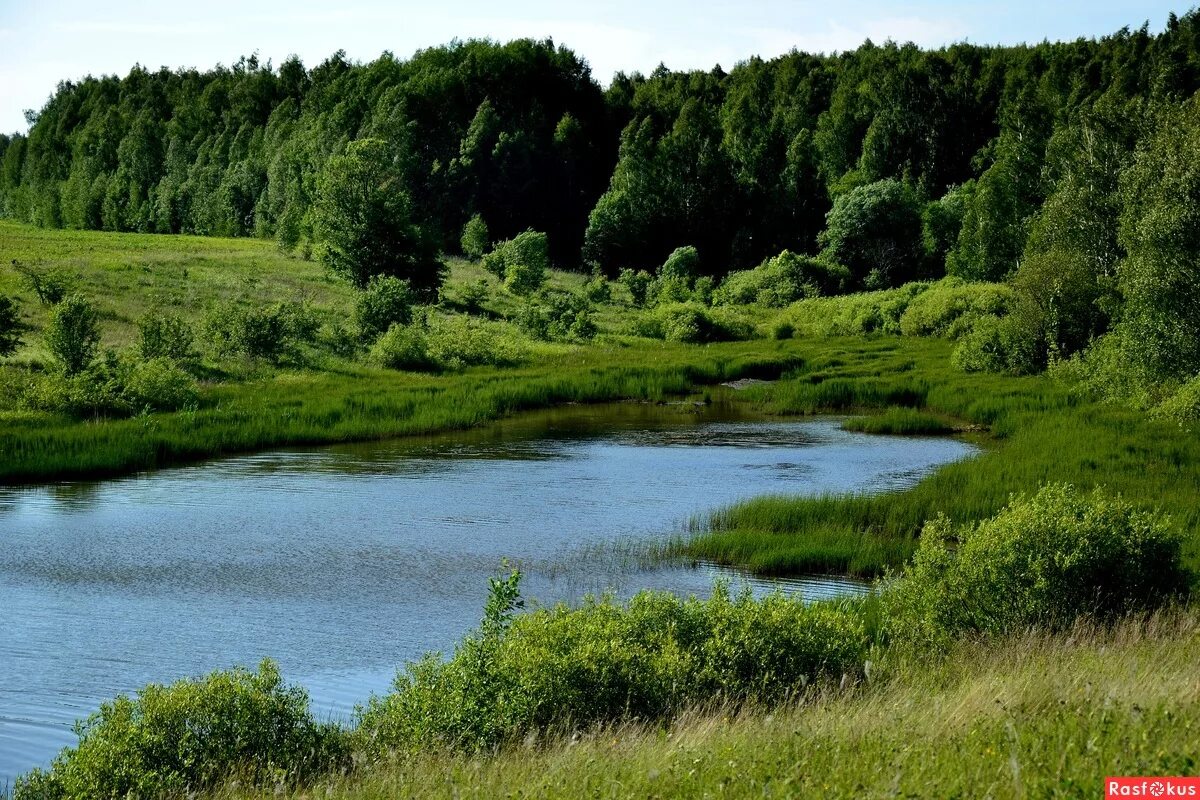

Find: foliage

[313,139,445,295]
[484,230,549,296]
[950,313,1041,375]
[618,268,653,308]
[715,251,850,307]
[0,293,23,356]
[14,661,348,800]
[775,282,931,337]
[883,485,1187,649]
[635,303,754,344]
[45,294,100,374]
[581,267,612,304]
[203,301,320,363]
[371,314,526,372]
[515,289,597,342]
[354,275,414,342]
[897,278,1013,338]
[817,178,926,288]
[136,312,195,362]
[460,214,490,260]
[356,572,866,754]
[921,183,970,265]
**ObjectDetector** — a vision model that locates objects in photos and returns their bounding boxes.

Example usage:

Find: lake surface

[0,401,976,785]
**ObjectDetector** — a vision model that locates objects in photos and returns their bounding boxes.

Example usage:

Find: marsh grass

[841,406,957,434]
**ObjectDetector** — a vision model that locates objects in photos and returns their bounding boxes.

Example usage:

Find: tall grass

[218,609,1200,800]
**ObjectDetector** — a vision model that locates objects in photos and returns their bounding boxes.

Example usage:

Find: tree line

[2,13,1200,402]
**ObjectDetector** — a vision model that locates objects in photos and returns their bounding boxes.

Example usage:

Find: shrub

[1155,375,1200,427]
[660,246,699,281]
[515,290,598,342]
[636,303,753,344]
[355,275,414,342]
[777,283,931,337]
[45,294,100,375]
[460,214,490,260]
[372,315,525,372]
[356,572,866,755]
[619,268,653,308]
[582,267,612,304]
[484,230,549,296]
[716,251,850,307]
[459,279,490,314]
[136,312,195,361]
[898,279,1014,338]
[951,313,1040,375]
[15,661,349,800]
[884,485,1187,650]
[0,294,23,356]
[121,357,199,411]
[204,301,320,364]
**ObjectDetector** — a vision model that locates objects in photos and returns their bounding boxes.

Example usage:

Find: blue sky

[0,0,1191,133]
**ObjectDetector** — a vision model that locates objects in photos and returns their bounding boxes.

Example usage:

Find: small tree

[46,294,101,374]
[137,312,195,361]
[460,214,489,261]
[313,138,444,297]
[619,268,652,308]
[0,295,22,356]
[484,230,549,296]
[818,178,925,288]
[355,275,414,342]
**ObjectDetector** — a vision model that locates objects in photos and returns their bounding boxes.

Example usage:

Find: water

[0,401,975,784]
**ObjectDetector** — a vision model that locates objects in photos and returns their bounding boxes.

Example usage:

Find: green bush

[818,178,926,288]
[15,661,348,800]
[460,213,490,260]
[1155,375,1200,427]
[0,294,23,356]
[884,485,1187,650]
[659,245,699,281]
[204,301,320,363]
[484,230,549,296]
[121,357,199,411]
[898,278,1014,338]
[136,312,195,361]
[19,353,199,418]
[619,268,653,308]
[45,294,101,375]
[635,303,753,344]
[355,275,414,342]
[356,573,866,755]
[950,313,1040,375]
[458,278,491,313]
[582,267,612,304]
[14,261,75,306]
[716,251,850,307]
[515,290,598,342]
[776,282,931,337]
[372,315,525,372]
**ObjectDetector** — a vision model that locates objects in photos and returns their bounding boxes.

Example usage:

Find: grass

[220,609,1200,800]
[674,338,1200,577]
[841,406,958,434]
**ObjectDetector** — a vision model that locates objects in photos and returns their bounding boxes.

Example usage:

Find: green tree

[355,275,414,342]
[818,178,925,288]
[46,294,101,374]
[460,214,490,260]
[313,138,444,296]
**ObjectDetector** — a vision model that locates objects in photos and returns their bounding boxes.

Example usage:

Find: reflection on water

[0,401,976,785]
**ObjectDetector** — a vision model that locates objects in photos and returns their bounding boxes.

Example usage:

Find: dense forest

[2,11,1200,407]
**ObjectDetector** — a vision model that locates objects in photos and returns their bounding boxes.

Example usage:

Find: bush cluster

[355,275,414,342]
[716,251,850,307]
[483,230,550,296]
[370,314,526,372]
[356,574,867,754]
[634,302,754,344]
[515,289,598,342]
[20,353,198,417]
[15,661,348,800]
[203,301,320,363]
[883,484,1188,650]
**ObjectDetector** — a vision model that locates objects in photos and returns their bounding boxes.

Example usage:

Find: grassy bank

[220,610,1200,800]
[674,337,1200,576]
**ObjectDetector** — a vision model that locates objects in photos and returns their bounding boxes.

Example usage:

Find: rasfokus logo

[1107,778,1200,798]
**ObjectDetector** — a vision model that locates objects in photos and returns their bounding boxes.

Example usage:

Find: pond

[0,399,976,785]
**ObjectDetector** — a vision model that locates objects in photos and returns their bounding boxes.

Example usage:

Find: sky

[0,0,1192,134]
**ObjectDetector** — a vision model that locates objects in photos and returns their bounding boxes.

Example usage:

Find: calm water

[0,401,975,785]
